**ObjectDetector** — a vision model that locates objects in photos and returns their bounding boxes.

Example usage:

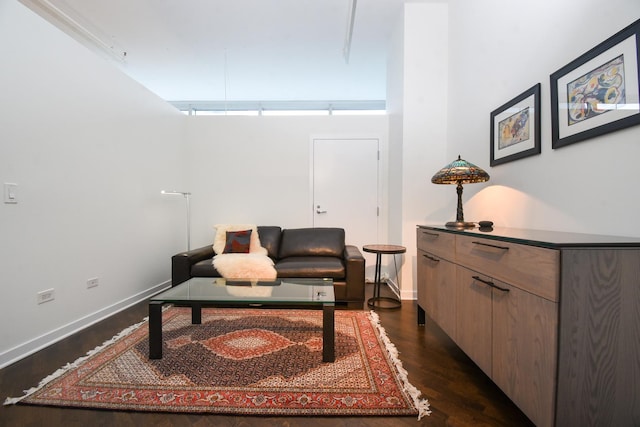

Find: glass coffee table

[149,277,336,362]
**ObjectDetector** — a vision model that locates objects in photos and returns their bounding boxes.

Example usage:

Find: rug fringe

[368,310,431,420]
[3,315,151,406]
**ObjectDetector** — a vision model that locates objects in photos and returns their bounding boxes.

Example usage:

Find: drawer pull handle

[422,231,440,237]
[472,241,509,251]
[423,254,440,262]
[472,275,510,292]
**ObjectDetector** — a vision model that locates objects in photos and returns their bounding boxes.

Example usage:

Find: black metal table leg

[367,252,402,308]
[149,301,163,359]
[192,303,202,324]
[374,253,382,299]
[322,303,335,362]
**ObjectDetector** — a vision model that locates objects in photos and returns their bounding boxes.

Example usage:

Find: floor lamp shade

[161,190,191,250]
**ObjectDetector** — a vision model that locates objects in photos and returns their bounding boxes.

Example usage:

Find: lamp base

[445,221,476,229]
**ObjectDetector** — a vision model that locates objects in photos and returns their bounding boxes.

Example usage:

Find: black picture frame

[490,83,541,166]
[550,19,640,149]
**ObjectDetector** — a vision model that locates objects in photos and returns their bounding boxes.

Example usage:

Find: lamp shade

[431,155,490,184]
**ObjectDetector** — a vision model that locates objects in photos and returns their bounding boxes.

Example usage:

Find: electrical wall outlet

[37,288,55,304]
[87,277,99,289]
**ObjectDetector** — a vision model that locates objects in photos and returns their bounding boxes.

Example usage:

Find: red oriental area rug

[5,308,430,419]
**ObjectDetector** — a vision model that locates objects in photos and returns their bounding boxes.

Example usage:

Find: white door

[312,138,379,274]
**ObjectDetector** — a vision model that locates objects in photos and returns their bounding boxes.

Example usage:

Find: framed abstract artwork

[490,83,541,166]
[550,19,640,149]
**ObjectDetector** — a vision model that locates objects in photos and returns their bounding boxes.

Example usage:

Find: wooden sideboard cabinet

[416,225,640,427]
[416,229,456,338]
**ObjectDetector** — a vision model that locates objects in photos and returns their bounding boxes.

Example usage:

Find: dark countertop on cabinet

[417,224,640,249]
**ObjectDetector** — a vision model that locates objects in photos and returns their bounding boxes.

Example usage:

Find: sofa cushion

[278,228,345,259]
[191,259,220,277]
[213,224,266,255]
[275,256,345,278]
[223,230,252,253]
[257,226,282,259]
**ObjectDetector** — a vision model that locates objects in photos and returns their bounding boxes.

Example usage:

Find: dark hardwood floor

[0,284,534,427]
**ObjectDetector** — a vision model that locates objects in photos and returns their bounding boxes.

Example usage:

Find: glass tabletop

[151,277,335,304]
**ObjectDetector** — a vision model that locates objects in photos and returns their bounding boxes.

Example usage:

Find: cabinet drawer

[417,228,455,261]
[456,235,559,302]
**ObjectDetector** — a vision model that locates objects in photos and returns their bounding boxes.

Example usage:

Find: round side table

[363,244,406,309]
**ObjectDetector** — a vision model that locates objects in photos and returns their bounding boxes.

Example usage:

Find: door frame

[309,133,389,265]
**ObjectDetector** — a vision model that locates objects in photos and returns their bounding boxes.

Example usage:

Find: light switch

[4,183,17,204]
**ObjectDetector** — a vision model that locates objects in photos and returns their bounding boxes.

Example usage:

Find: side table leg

[375,253,382,298]
[323,303,335,363]
[367,251,402,309]
[149,302,163,359]
[368,253,383,308]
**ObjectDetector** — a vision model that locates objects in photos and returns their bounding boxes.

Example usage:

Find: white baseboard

[0,280,171,369]
[384,278,417,301]
[401,289,417,300]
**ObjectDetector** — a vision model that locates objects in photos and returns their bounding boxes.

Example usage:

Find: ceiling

[25,0,404,104]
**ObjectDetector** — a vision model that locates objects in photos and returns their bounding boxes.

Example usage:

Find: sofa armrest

[343,245,365,302]
[171,245,215,286]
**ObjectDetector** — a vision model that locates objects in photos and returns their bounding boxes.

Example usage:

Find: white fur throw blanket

[213,253,277,280]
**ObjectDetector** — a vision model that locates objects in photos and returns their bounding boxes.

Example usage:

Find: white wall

[0,0,186,367]
[393,0,640,300]
[446,0,640,237]
[386,7,404,248]
[184,115,389,249]
[388,2,450,299]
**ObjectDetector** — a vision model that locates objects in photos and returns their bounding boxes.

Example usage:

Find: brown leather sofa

[171,226,365,309]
